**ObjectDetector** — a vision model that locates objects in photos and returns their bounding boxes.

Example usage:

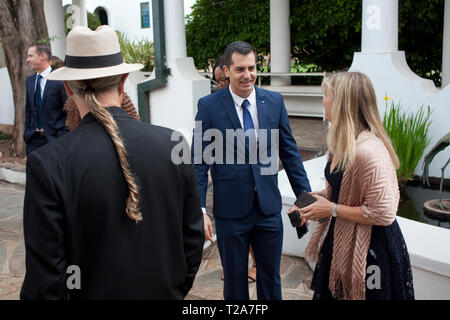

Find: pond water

[397,185,450,229]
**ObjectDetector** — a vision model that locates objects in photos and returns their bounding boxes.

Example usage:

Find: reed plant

[383,96,432,184]
[116,31,154,72]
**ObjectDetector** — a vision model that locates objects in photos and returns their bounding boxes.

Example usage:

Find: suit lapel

[29,75,36,110]
[41,79,52,107]
[255,86,267,129]
[222,87,242,130]
[221,87,247,148]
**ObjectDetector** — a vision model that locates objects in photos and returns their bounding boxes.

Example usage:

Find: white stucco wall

[349,52,450,179]
[0,68,14,126]
[63,0,154,41]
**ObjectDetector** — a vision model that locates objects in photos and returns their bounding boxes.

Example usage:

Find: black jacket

[20,107,204,300]
[23,74,68,143]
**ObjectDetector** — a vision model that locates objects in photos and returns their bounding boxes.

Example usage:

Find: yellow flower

[384,96,392,101]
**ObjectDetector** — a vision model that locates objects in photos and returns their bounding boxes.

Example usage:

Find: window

[140,2,150,28]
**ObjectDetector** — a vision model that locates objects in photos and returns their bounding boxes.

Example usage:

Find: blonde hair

[322,72,399,171]
[67,75,142,222]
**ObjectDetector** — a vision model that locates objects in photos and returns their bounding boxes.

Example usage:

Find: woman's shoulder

[354,131,391,163]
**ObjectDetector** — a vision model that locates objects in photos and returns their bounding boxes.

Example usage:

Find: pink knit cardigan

[305,130,400,300]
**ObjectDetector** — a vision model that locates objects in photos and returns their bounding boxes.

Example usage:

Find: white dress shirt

[229,86,259,139]
[35,65,52,98]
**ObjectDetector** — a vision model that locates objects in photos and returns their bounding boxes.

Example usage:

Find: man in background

[24,43,68,155]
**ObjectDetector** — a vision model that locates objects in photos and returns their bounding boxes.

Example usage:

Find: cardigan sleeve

[357,139,399,226]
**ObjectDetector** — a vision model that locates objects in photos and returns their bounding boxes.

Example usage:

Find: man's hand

[203,213,215,243]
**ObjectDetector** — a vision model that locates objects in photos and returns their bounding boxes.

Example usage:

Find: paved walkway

[0,181,25,299]
[0,180,314,300]
[0,116,327,300]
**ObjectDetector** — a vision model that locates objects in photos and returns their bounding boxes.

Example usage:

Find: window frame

[140,2,151,29]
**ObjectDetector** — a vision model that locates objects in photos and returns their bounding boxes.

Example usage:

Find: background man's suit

[21,107,204,299]
[192,85,311,299]
[24,72,68,155]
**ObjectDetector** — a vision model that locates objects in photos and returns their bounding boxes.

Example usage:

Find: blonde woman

[20,26,204,299]
[289,72,414,300]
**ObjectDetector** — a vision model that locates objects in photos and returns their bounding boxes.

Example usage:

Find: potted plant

[383,96,432,191]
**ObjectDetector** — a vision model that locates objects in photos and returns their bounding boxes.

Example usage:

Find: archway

[94,6,109,25]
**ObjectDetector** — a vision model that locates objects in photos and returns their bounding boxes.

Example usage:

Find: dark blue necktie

[34,74,42,129]
[242,99,254,131]
[242,99,256,152]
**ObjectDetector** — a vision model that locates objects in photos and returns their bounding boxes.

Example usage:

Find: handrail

[198,71,326,86]
[199,71,326,77]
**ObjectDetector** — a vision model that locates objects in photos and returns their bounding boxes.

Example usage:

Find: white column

[361,0,398,53]
[72,0,88,27]
[149,0,210,143]
[164,0,187,59]
[43,0,66,59]
[270,0,291,86]
[442,0,450,87]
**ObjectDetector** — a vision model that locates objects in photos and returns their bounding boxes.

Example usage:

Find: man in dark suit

[20,26,204,299]
[192,41,311,300]
[24,43,68,156]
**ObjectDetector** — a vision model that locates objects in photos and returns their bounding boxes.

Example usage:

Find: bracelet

[332,203,338,218]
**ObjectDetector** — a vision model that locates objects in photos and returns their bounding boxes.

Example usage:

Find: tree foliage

[186,0,270,70]
[289,0,362,72]
[399,0,444,86]
[186,0,444,86]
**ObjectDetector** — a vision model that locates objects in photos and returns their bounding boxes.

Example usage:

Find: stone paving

[0,116,327,300]
[0,181,25,300]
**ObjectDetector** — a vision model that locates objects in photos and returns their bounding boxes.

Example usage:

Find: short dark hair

[31,43,52,61]
[224,41,255,68]
[212,55,226,81]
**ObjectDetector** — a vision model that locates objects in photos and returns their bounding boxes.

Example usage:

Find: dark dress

[310,159,415,300]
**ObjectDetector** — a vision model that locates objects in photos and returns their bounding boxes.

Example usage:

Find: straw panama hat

[47,25,143,81]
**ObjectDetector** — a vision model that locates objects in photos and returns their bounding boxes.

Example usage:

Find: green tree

[186,0,444,86]
[186,0,270,70]
[289,0,362,72]
[399,0,444,87]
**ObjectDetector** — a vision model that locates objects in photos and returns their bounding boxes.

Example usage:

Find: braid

[85,91,142,222]
[67,76,142,222]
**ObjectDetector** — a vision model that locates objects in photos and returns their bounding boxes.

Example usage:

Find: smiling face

[223,51,257,98]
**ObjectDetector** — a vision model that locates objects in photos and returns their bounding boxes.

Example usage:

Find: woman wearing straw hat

[20,26,204,300]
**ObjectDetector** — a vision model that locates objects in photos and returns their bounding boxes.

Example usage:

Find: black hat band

[65,52,124,69]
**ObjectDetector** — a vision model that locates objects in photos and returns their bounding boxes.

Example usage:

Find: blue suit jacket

[23,74,68,143]
[192,86,311,219]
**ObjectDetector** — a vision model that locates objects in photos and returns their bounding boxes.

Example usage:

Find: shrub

[383,96,432,183]
[116,31,154,72]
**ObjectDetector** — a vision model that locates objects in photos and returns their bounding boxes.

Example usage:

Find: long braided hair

[67,75,142,222]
